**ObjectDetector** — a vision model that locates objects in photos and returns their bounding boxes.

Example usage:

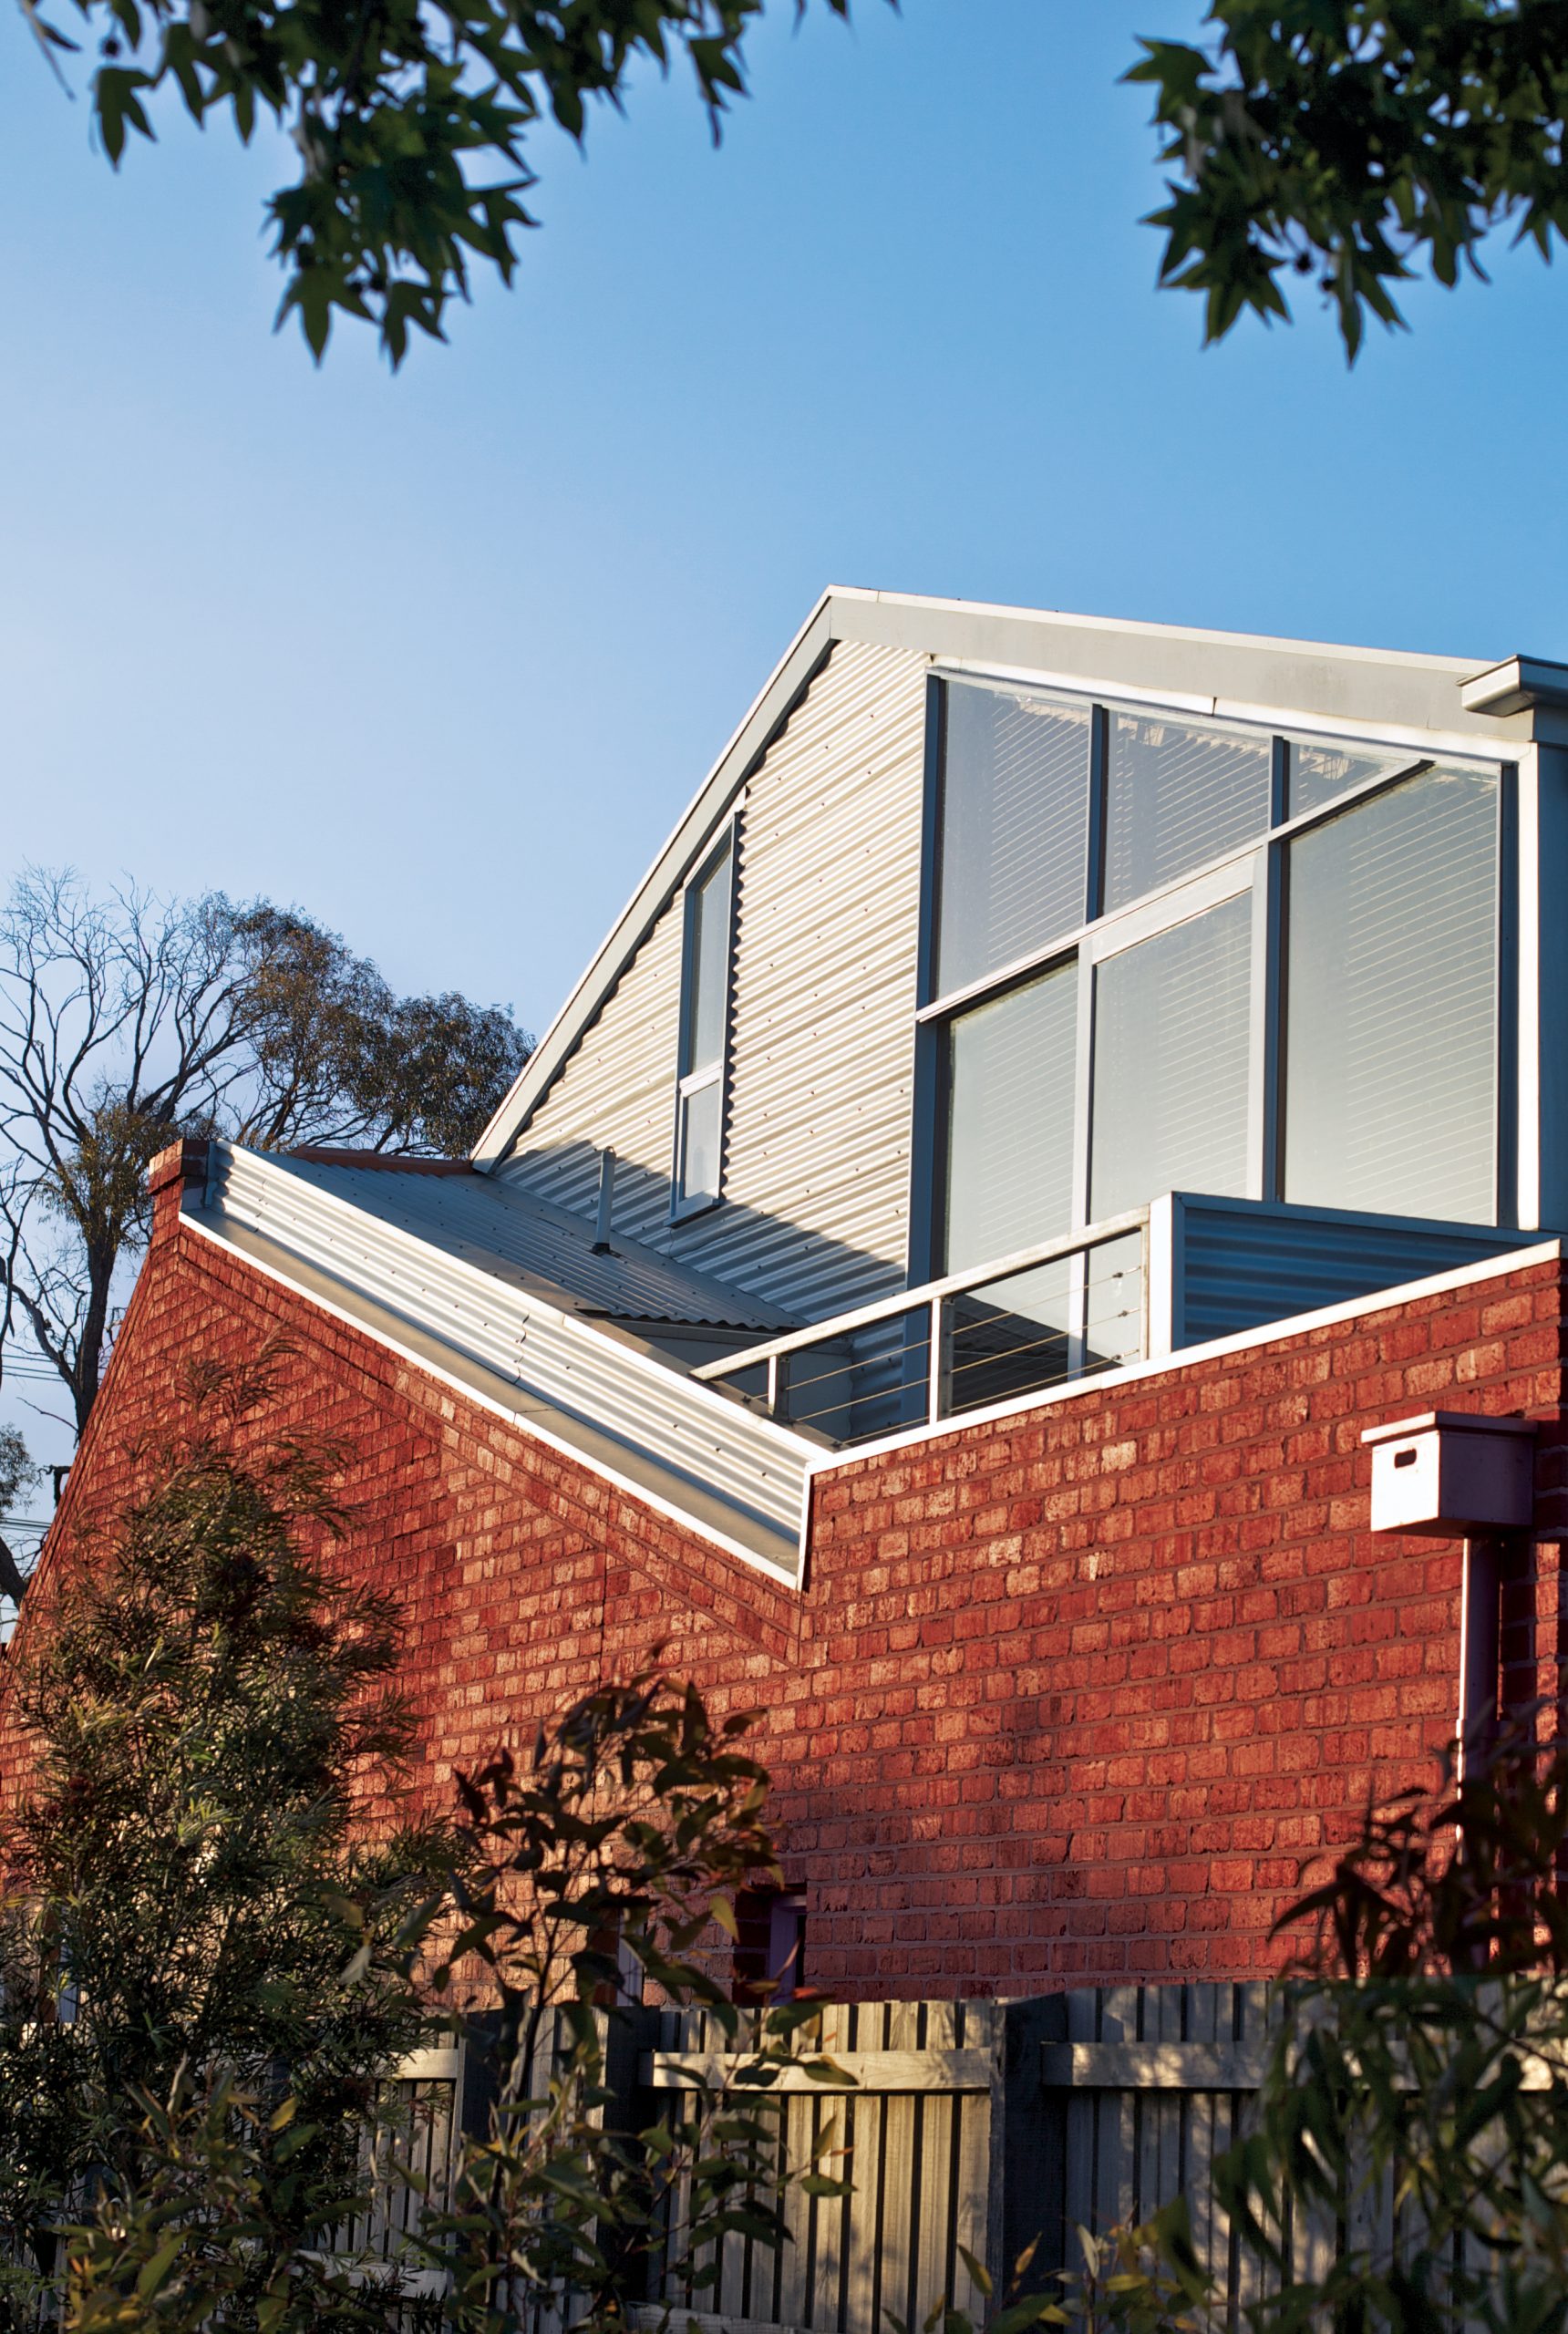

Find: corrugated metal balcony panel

[495,639,928,1323]
[262,1153,784,1330]
[1174,1194,1535,1349]
[201,1148,811,1557]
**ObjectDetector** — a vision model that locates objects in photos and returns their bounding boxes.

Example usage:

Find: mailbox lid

[1363,1411,1536,1536]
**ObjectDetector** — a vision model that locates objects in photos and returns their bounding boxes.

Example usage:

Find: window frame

[670,824,738,1224]
[910,671,1515,1280]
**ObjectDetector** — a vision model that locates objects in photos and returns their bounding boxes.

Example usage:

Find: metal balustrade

[695,1212,1149,1449]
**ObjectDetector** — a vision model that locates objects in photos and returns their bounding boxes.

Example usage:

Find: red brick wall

[5,1186,1564,1995]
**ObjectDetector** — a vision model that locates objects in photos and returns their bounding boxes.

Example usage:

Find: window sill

[669,1191,724,1225]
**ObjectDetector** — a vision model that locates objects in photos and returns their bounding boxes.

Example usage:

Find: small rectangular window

[1103,712,1271,914]
[733,1888,807,2003]
[674,836,734,1214]
[943,960,1078,1274]
[935,682,1091,997]
[1089,891,1252,1219]
[1284,765,1498,1220]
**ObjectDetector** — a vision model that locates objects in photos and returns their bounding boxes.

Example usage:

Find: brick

[2,1207,1561,1994]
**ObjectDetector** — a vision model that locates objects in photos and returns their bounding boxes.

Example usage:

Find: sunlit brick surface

[6,1159,1563,1994]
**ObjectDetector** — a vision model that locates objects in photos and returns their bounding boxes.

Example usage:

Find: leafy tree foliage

[0,1360,849,2331]
[0,1341,451,2328]
[1220,1717,1568,2334]
[1130,3,1568,356]
[23,0,862,363]
[0,871,531,1438]
[26,0,1566,363]
[428,1668,851,2333]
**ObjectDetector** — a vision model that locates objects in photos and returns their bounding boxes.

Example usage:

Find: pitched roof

[472,584,1537,1170]
[261,1153,790,1330]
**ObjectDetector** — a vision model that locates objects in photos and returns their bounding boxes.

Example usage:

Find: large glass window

[944,962,1077,1273]
[1287,735,1414,821]
[673,835,734,1213]
[1103,713,1271,914]
[1090,892,1253,1220]
[920,671,1506,1297]
[1284,766,1498,1222]
[935,683,1090,996]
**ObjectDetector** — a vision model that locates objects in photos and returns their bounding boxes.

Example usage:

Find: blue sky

[5,0,1568,1042]
[4,0,1568,1477]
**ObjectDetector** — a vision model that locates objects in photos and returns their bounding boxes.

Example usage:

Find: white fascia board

[932,657,1516,769]
[835,591,1524,746]
[827,584,1482,676]
[803,1236,1563,1476]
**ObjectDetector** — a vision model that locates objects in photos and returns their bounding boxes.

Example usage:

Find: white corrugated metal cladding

[497,640,929,1323]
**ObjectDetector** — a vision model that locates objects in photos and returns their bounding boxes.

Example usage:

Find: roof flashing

[1460,654,1568,718]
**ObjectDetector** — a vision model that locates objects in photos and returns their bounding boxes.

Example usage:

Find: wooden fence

[365,1982,1438,2331]
[641,1998,998,2334]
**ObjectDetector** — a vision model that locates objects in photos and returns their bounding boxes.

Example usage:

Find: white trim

[179,1204,806,1590]
[1083,855,1254,964]
[932,656,1504,766]
[843,586,1481,676]
[802,1235,1563,1477]
[1517,741,1543,1227]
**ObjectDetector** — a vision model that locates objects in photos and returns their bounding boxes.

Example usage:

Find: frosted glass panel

[1104,713,1271,913]
[679,1079,722,1203]
[1091,893,1252,1218]
[1284,766,1497,1220]
[944,962,1077,1273]
[936,683,1091,995]
[686,846,732,1071]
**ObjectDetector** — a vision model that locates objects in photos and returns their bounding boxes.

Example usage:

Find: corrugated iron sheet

[262,1154,783,1329]
[1173,1193,1532,1348]
[498,639,929,1322]
[198,1146,811,1572]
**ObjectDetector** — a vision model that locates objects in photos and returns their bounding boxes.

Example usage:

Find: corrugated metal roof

[192,1145,812,1578]
[262,1153,790,1332]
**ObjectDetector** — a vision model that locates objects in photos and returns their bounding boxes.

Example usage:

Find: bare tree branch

[0,872,531,1440]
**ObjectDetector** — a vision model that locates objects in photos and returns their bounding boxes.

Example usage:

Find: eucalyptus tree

[0,870,531,1443]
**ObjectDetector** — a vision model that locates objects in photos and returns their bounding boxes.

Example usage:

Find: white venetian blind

[1284,765,1498,1222]
[1090,892,1253,1220]
[944,961,1078,1273]
[1104,712,1272,913]
[935,683,1090,997]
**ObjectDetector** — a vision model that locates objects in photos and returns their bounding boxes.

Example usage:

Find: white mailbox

[1362,1410,1535,1537]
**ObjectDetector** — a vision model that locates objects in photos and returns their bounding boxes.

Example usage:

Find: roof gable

[473,584,1532,1171]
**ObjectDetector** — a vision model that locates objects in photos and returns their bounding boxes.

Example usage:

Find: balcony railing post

[928,1297,946,1427]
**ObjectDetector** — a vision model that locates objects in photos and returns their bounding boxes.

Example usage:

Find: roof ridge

[284,1146,473,1176]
